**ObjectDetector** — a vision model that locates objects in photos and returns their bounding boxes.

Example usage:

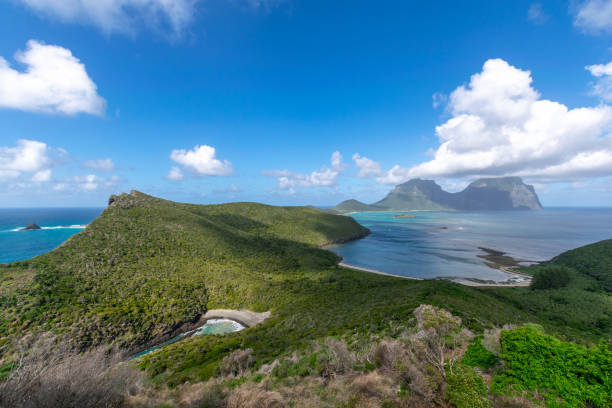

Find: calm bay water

[0,208,103,263]
[331,208,612,283]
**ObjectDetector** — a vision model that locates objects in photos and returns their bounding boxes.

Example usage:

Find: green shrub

[446,364,490,408]
[530,266,572,290]
[493,325,612,407]
[462,339,499,369]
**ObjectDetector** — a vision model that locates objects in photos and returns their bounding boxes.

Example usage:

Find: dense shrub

[530,266,572,290]
[493,325,612,407]
[446,364,490,408]
[462,338,499,369]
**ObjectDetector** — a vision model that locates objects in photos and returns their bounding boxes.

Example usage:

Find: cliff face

[454,177,543,210]
[332,177,543,213]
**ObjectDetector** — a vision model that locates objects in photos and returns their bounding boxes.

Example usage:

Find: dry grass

[227,384,285,408]
[0,333,141,408]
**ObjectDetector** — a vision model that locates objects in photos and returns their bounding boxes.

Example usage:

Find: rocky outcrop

[20,222,42,231]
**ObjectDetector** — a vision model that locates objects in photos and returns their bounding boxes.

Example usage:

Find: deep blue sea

[0,208,103,263]
[331,208,612,283]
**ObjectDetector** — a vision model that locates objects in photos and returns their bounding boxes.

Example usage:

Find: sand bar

[202,309,271,328]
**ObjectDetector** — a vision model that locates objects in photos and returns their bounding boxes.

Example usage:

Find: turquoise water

[0,208,103,263]
[130,319,245,359]
[331,208,612,283]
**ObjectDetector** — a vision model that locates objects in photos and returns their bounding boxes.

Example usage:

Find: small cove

[130,319,245,359]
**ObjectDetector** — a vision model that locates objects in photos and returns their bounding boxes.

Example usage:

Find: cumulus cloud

[0,139,52,181]
[265,151,345,191]
[574,0,612,34]
[376,58,612,184]
[84,158,115,172]
[19,0,196,36]
[352,154,382,178]
[169,144,233,178]
[0,40,105,115]
[1,139,125,196]
[586,61,612,102]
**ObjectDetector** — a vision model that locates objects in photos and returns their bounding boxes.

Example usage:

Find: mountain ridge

[331,176,542,213]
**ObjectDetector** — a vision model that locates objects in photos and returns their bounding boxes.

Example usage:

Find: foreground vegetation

[0,191,610,407]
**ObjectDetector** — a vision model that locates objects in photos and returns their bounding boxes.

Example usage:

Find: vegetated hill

[486,239,612,341]
[0,192,610,407]
[330,199,378,213]
[0,191,369,353]
[549,239,612,292]
[330,176,543,213]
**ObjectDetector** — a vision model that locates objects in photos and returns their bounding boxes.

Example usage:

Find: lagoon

[331,208,612,283]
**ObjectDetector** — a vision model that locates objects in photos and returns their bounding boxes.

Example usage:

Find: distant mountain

[330,177,542,213]
[332,199,379,213]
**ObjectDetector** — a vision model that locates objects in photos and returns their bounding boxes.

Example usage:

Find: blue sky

[1,0,612,207]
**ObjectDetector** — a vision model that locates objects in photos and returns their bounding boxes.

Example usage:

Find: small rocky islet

[19,222,42,231]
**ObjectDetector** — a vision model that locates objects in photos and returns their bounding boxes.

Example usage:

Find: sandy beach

[202,309,271,328]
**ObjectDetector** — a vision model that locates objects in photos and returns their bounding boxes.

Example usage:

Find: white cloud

[79,174,98,190]
[0,40,105,115]
[266,151,345,191]
[19,0,196,36]
[586,61,612,101]
[166,166,184,181]
[377,59,612,184]
[574,0,612,34]
[74,174,122,191]
[586,61,612,77]
[32,169,52,182]
[84,158,115,172]
[527,3,548,24]
[169,145,233,178]
[0,139,52,181]
[352,153,382,178]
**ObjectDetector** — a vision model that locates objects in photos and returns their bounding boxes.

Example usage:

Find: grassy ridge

[0,191,369,353]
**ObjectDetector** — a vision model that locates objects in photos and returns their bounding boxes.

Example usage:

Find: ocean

[330,208,612,283]
[0,208,103,263]
[1,207,611,284]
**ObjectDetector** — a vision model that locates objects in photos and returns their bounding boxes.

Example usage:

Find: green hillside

[0,191,369,353]
[0,192,611,407]
[327,199,378,214]
[485,241,612,342]
[549,239,612,292]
